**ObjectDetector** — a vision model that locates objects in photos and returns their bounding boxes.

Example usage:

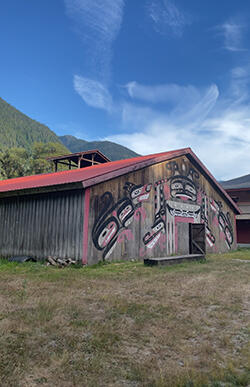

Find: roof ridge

[0,147,190,185]
[0,147,240,214]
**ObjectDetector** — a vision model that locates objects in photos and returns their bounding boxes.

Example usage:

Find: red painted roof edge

[82,148,190,188]
[187,150,241,215]
[0,146,240,214]
[0,148,189,193]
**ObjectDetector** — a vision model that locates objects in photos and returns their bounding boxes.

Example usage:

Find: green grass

[208,247,250,260]
[0,250,249,386]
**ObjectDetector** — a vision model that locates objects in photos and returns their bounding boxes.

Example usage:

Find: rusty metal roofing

[47,149,111,162]
[0,147,240,214]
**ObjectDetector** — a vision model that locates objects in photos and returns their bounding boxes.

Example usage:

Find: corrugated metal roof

[0,147,240,214]
[47,149,111,162]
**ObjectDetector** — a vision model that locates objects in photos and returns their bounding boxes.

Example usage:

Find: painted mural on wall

[92,159,234,260]
[142,160,202,255]
[210,198,234,249]
[92,182,152,260]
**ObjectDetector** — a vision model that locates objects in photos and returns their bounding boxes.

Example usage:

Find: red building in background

[225,188,250,245]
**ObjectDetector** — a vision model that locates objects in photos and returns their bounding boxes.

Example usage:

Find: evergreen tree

[0,148,30,179]
[0,142,67,179]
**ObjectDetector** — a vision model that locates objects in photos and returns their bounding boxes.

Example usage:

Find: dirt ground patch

[0,250,249,386]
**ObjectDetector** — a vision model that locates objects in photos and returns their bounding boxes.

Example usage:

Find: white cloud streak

[65,0,124,45]
[74,75,113,111]
[105,81,250,180]
[65,3,250,180]
[125,81,200,104]
[230,65,250,101]
[124,82,219,126]
[219,21,246,52]
[147,0,191,37]
[65,0,125,78]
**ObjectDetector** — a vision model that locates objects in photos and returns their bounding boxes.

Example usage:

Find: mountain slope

[221,174,250,189]
[59,135,140,161]
[0,97,68,152]
[0,97,139,161]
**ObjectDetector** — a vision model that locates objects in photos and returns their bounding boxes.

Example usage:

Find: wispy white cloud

[176,84,218,125]
[74,75,113,112]
[65,2,250,180]
[124,81,219,124]
[105,78,250,180]
[147,0,191,37]
[218,20,247,52]
[65,0,125,78]
[65,0,124,46]
[229,65,250,101]
[106,107,250,180]
[119,84,219,133]
[125,81,200,105]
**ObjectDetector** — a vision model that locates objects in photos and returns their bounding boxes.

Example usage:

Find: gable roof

[0,147,240,214]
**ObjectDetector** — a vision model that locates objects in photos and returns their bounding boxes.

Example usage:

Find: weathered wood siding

[0,189,84,261]
[87,156,237,264]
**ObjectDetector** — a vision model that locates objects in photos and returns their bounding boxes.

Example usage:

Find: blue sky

[1,1,250,180]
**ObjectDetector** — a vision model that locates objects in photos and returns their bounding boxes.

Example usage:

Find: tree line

[0,142,66,179]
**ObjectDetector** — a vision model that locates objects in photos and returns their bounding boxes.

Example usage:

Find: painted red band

[82,187,90,265]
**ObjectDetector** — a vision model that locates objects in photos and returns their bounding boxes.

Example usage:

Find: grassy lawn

[0,250,249,387]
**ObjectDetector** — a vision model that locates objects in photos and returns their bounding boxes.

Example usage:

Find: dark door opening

[189,223,206,255]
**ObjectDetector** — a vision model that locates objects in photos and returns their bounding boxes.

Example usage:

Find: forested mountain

[0,97,68,153]
[0,97,140,179]
[0,97,139,161]
[59,135,140,161]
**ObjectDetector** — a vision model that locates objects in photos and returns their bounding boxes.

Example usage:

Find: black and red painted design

[200,195,216,247]
[166,160,199,202]
[143,179,167,249]
[143,161,202,252]
[143,160,201,249]
[210,199,234,249]
[92,160,234,259]
[92,182,152,260]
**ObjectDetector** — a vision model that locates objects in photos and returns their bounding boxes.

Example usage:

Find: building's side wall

[86,156,237,264]
[0,189,85,261]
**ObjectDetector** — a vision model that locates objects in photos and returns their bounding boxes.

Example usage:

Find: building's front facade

[86,154,238,264]
[0,148,239,265]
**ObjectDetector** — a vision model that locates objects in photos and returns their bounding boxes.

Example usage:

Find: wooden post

[69,160,71,170]
[54,161,58,172]
[78,156,81,169]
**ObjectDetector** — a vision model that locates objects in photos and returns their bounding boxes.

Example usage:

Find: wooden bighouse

[0,148,240,264]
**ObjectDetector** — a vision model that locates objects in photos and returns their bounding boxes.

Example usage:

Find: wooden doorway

[189,224,206,255]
